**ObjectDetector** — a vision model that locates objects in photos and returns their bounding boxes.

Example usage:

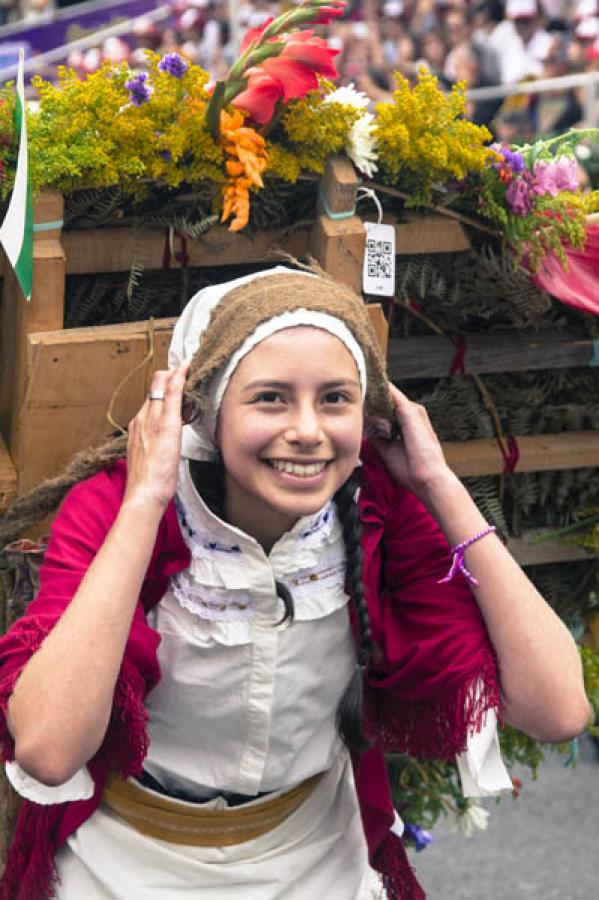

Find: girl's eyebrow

[242,378,361,391]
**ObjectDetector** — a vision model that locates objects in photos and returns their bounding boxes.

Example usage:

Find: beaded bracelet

[438,525,497,587]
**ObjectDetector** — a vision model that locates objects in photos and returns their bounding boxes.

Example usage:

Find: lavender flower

[404,822,433,853]
[125,72,153,106]
[491,144,526,174]
[158,53,188,78]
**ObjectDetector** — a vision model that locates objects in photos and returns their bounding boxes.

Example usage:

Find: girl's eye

[323,391,350,405]
[253,391,284,404]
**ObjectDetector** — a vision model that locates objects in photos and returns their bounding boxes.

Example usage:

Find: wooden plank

[443,431,599,477]
[62,225,311,275]
[318,156,359,215]
[393,212,471,254]
[14,319,176,494]
[0,193,66,461]
[506,530,592,566]
[389,330,598,380]
[0,434,17,512]
[310,214,365,293]
[366,303,388,357]
[585,612,599,651]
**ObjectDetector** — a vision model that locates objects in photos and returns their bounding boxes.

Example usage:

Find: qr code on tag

[366,238,393,279]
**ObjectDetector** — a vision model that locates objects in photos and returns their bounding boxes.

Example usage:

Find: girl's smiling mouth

[266,459,330,477]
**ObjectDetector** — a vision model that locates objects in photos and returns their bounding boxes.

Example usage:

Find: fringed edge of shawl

[104,657,151,779]
[1,803,61,900]
[365,649,501,760]
[374,831,426,900]
[0,635,151,899]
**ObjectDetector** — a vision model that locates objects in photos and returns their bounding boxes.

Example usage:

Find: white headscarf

[168,266,368,461]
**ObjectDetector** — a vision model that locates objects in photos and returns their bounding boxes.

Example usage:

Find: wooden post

[311,157,365,293]
[0,435,17,512]
[0,191,66,493]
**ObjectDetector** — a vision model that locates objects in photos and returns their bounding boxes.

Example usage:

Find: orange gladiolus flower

[220,109,268,232]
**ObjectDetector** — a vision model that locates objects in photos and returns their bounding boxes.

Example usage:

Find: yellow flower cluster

[375,69,494,204]
[282,92,359,175]
[23,53,222,197]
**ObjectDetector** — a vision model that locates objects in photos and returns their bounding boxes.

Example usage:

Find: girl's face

[217,327,363,551]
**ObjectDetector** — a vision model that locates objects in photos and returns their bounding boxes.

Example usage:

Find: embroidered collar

[176,460,336,559]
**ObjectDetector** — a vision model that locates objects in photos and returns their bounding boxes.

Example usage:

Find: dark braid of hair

[333,474,373,754]
[0,434,128,547]
[189,459,294,624]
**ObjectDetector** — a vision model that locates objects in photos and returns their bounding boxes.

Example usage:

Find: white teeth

[270,460,327,476]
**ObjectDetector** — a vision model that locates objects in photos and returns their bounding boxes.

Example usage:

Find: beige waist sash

[102,772,324,847]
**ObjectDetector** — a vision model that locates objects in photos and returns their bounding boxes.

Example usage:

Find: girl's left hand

[368,383,456,500]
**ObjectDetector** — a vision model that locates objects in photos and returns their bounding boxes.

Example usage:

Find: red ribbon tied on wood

[449,335,467,377]
[497,434,520,474]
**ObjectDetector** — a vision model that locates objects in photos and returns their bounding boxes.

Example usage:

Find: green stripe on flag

[12,89,33,300]
[0,50,33,301]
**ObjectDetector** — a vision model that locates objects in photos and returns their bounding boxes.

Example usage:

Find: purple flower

[491,144,526,175]
[125,72,153,106]
[506,175,533,216]
[404,822,433,853]
[158,53,188,78]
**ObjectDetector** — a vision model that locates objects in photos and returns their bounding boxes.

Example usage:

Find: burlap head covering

[169,265,393,460]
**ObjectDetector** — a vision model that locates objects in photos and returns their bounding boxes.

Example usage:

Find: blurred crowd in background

[2,0,599,140]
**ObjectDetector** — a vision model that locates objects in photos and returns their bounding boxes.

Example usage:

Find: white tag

[362,222,396,297]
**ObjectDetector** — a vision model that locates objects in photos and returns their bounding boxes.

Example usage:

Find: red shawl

[0,442,500,900]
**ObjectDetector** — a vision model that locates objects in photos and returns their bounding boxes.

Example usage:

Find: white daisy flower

[323,84,378,178]
[451,799,490,838]
[323,83,371,110]
[346,112,378,178]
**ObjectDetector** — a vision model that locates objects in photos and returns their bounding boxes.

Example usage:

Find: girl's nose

[285,404,324,446]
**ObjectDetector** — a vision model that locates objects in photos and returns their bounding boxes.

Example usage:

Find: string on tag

[356,187,383,224]
[106,318,156,435]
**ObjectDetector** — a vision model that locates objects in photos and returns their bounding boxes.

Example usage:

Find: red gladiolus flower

[233,30,339,123]
[233,72,283,123]
[240,17,275,52]
[314,1,346,23]
[281,31,339,77]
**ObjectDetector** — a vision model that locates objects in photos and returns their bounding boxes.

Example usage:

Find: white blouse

[6,460,512,809]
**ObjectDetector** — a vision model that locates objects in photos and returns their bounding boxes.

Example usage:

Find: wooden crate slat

[389,330,598,380]
[15,321,174,493]
[443,431,599,477]
[506,530,593,566]
[0,434,17,512]
[63,225,311,275]
[393,213,471,254]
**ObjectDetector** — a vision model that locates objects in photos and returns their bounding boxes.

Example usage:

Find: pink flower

[532,156,578,197]
[554,155,579,192]
[233,31,339,123]
[532,160,559,197]
[506,176,533,216]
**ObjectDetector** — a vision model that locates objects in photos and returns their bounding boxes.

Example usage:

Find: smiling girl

[0,266,590,900]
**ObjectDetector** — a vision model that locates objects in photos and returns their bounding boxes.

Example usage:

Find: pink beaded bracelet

[438,525,497,587]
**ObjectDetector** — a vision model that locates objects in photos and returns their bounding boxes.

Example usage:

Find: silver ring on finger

[148,390,167,401]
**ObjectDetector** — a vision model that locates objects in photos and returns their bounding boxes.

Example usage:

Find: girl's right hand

[123,364,190,513]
